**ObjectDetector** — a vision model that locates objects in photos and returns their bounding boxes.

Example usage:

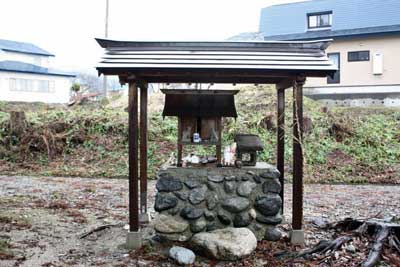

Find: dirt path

[1,176,399,266]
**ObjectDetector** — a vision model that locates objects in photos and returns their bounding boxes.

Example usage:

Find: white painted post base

[290,229,305,245]
[139,212,151,224]
[126,231,142,250]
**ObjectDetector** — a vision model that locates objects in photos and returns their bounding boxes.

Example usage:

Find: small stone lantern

[234,134,264,166]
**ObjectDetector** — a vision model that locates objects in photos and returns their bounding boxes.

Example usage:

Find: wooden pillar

[177,118,183,167]
[216,118,222,167]
[128,80,139,232]
[277,88,285,213]
[292,75,306,231]
[139,83,148,214]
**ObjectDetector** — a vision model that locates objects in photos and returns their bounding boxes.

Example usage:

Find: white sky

[0,0,304,73]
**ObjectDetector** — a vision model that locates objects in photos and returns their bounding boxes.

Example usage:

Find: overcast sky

[0,0,305,73]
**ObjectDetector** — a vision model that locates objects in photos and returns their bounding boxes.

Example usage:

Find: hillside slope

[0,86,399,183]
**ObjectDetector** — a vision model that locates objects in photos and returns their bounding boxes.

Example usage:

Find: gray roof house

[0,39,75,103]
[259,0,400,107]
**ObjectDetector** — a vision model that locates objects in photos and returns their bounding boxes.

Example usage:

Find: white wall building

[0,39,75,103]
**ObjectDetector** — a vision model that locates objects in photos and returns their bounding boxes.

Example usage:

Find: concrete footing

[139,212,151,224]
[290,229,305,245]
[126,231,142,250]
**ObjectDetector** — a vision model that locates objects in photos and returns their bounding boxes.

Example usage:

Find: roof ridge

[0,38,54,56]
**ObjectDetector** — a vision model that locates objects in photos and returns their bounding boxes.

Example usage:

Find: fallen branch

[362,225,390,267]
[291,218,400,267]
[79,223,119,239]
[297,236,352,258]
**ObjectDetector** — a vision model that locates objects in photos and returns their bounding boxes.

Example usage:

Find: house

[260,0,400,107]
[0,39,75,103]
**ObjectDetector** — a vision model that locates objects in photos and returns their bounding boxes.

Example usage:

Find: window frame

[327,52,340,84]
[307,11,333,30]
[348,50,370,62]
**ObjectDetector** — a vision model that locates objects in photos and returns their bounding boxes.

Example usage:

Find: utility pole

[103,0,109,97]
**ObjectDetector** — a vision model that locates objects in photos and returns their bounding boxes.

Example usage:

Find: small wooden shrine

[95,38,337,248]
[162,89,238,167]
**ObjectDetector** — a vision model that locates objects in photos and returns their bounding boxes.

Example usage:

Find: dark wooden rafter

[292,74,306,230]
[139,82,148,213]
[106,69,331,84]
[128,80,139,232]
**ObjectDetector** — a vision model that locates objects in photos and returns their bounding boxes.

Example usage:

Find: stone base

[290,229,305,245]
[126,231,142,250]
[154,163,283,241]
[139,212,151,224]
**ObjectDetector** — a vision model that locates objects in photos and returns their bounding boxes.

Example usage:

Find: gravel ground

[0,175,399,267]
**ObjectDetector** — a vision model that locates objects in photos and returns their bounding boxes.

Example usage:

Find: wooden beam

[276,86,286,213]
[292,74,306,230]
[139,82,148,214]
[128,81,139,232]
[276,78,293,91]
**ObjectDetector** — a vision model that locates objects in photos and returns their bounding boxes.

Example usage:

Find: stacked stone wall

[153,164,283,241]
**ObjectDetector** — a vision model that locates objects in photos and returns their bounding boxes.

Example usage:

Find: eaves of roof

[263,25,400,41]
[0,39,54,57]
[0,61,76,77]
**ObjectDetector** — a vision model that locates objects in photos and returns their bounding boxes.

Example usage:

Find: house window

[327,53,340,84]
[348,51,370,62]
[308,12,332,29]
[9,78,55,93]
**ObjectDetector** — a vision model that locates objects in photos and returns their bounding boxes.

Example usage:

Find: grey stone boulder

[192,227,257,260]
[206,194,219,210]
[233,212,252,227]
[241,174,252,181]
[248,222,265,241]
[154,214,189,234]
[169,246,196,265]
[208,175,224,183]
[174,191,188,201]
[189,185,207,205]
[206,222,218,231]
[237,181,257,197]
[224,175,236,181]
[167,206,181,216]
[254,195,282,216]
[217,210,232,225]
[262,179,281,194]
[256,214,283,225]
[264,228,282,241]
[154,194,178,211]
[221,197,251,213]
[180,207,204,220]
[224,181,236,194]
[190,218,207,233]
[206,181,217,191]
[253,175,262,184]
[204,211,216,221]
[156,177,183,192]
[184,179,202,189]
[259,168,280,179]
